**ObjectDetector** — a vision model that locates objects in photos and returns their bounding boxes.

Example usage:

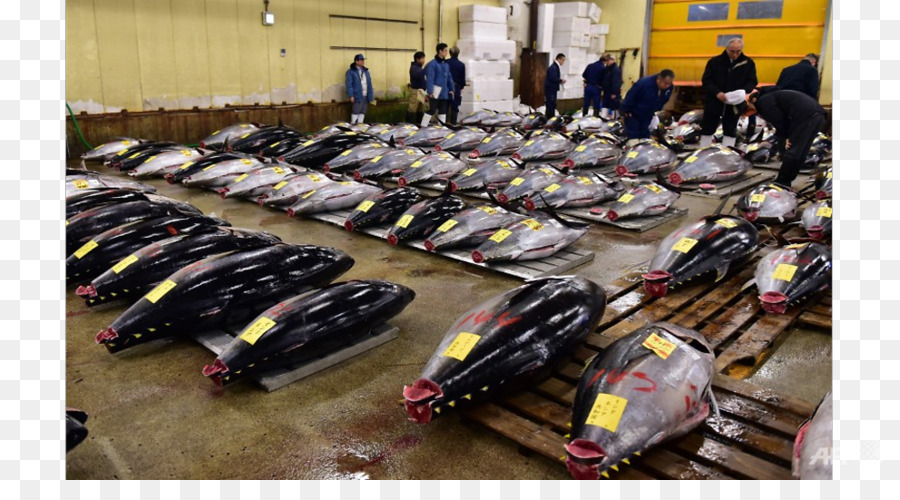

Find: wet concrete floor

[65,162,831,479]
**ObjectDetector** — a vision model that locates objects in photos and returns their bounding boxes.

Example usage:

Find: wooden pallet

[459,237,830,479]
[307,209,595,280]
[680,170,776,199]
[558,206,689,232]
[190,323,399,392]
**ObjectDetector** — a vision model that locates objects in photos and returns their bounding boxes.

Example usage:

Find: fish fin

[580,354,597,376]
[715,264,730,282]
[600,471,609,478]
[563,433,570,439]
[712,193,730,216]
[633,451,641,456]
[440,179,453,197]
[708,386,722,421]
[277,117,284,128]
[388,136,396,148]
[538,196,590,229]
[522,130,533,141]
[622,458,630,465]
[741,278,756,292]
[610,465,619,472]
[336,126,354,132]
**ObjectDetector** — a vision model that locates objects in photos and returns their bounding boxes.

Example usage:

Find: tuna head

[754,242,831,314]
[814,167,833,199]
[736,183,798,223]
[404,276,607,423]
[668,146,751,186]
[642,216,759,297]
[521,113,547,130]
[792,392,833,479]
[801,200,833,240]
[472,216,588,263]
[605,182,679,222]
[566,322,714,479]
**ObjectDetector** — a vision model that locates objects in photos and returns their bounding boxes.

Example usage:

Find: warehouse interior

[66,0,834,481]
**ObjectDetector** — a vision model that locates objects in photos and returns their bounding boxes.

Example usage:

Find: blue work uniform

[621,74,673,139]
[581,60,605,116]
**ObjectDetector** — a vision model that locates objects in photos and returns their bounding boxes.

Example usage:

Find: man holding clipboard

[421,43,455,127]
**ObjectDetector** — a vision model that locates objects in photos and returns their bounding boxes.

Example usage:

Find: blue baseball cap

[355,54,366,61]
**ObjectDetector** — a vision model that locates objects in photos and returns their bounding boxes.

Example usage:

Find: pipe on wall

[438,0,443,43]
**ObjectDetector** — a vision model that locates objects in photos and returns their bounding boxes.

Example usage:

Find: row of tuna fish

[66,183,417,387]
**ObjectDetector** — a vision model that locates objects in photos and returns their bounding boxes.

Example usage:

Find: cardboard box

[456,38,517,61]
[463,59,511,80]
[460,21,508,40]
[458,4,507,24]
[553,31,591,48]
[553,16,591,33]
[462,79,514,102]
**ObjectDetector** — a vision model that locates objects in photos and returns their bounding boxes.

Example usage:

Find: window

[687,3,730,22]
[716,34,743,47]
[737,1,784,20]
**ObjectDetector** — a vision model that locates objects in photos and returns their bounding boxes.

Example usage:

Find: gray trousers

[352,100,368,115]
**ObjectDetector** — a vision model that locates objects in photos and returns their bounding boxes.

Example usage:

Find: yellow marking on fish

[643,333,676,359]
[544,183,561,193]
[461,168,477,177]
[72,179,90,189]
[816,206,832,218]
[482,137,492,143]
[143,155,157,164]
[509,177,524,186]
[273,181,289,190]
[437,219,458,232]
[750,193,766,203]
[272,166,285,174]
[410,160,423,168]
[626,151,639,159]
[233,173,249,183]
[524,140,535,146]
[575,145,587,152]
[179,161,195,170]
[301,189,317,199]
[370,155,383,163]
[340,150,353,156]
[684,155,698,163]
[520,219,544,231]
[477,206,498,215]
[715,218,738,228]
[645,184,662,193]
[356,200,375,213]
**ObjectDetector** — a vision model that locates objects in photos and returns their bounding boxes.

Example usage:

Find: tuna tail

[223,137,231,152]
[277,117,284,128]
[537,195,589,230]
[388,136,396,148]
[712,195,730,216]
[522,130,534,141]
[439,179,453,197]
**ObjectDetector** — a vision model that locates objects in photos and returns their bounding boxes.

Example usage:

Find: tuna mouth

[496,193,510,204]
[511,153,522,160]
[606,210,619,221]
[202,359,229,386]
[397,177,408,187]
[424,239,435,252]
[565,439,607,480]
[387,234,400,246]
[561,159,575,168]
[759,291,789,314]
[471,250,485,263]
[344,220,355,232]
[95,327,119,344]
[642,270,672,297]
[742,209,760,222]
[615,165,628,176]
[75,284,97,298]
[353,170,362,180]
[397,140,406,146]
[468,150,480,159]
[807,225,825,240]
[403,379,443,424]
[668,172,683,185]
[164,174,176,184]
[523,198,536,210]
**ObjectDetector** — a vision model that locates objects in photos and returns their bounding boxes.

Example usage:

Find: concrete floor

[65,163,831,480]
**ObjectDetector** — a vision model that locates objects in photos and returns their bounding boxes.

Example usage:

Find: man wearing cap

[621,69,675,140]
[422,43,455,127]
[346,54,375,124]
[599,54,622,119]
[447,47,466,125]
[776,53,820,100]
[744,87,826,187]
[699,38,758,148]
[581,56,605,117]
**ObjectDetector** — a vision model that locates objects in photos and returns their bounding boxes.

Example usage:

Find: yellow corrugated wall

[67,0,502,114]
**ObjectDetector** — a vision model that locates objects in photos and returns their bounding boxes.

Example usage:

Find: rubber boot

[421,113,433,128]
[415,111,424,126]
[438,114,447,125]
[699,135,713,148]
[722,135,736,147]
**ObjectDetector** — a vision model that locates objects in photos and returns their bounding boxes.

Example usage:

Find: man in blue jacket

[776,53,819,100]
[544,53,567,118]
[621,69,675,140]
[581,57,605,117]
[447,47,466,125]
[600,54,622,119]
[422,43,455,127]
[345,54,375,124]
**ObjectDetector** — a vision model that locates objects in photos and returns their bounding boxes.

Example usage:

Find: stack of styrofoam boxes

[457,5,517,115]
[543,2,603,100]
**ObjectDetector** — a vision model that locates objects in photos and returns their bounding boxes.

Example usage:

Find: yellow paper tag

[269,141,282,148]
[816,206,833,218]
[370,155,383,163]
[685,155,698,163]
[509,177,525,186]
[406,149,417,155]
[521,219,544,231]
[442,332,481,361]
[489,229,512,243]
[340,150,353,156]
[301,189,317,199]
[233,173,249,183]
[482,137,492,143]
[240,132,251,139]
[111,254,138,274]
[72,179,90,189]
[396,214,414,228]
[308,174,322,182]
[524,140,535,146]
[626,151,639,159]
[715,218,738,228]
[672,237,698,253]
[617,193,635,204]
[273,181,289,190]
[578,176,593,185]
[750,193,766,203]
[462,168,478,177]
[181,150,192,156]
[144,279,176,304]
[73,240,98,259]
[772,263,797,282]
[575,145,587,152]
[179,161,194,170]
[645,184,662,193]
[642,333,677,359]
[544,183,561,193]
[539,168,555,175]
[116,148,130,156]
[143,155,157,164]
[446,133,456,139]
[478,206,498,215]
[272,167,285,174]
[302,140,315,146]
[239,317,277,345]
[437,219,458,232]
[585,393,628,433]
[786,243,807,250]
[826,171,832,179]
[498,161,509,168]
[241,158,254,165]
[202,164,217,171]
[128,152,142,159]
[410,161,423,168]
[356,200,375,213]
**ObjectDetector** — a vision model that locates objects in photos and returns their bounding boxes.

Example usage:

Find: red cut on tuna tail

[75,285,97,298]
[496,193,509,204]
[564,439,606,480]
[201,359,228,387]
[343,220,355,232]
[397,177,408,187]
[511,152,522,160]
[759,291,789,314]
[807,225,825,240]
[433,145,442,152]
[95,327,119,343]
[257,195,268,206]
[741,209,760,222]
[164,173,177,184]
[387,234,400,246]
[815,190,828,200]
[217,188,229,199]
[642,270,672,297]
[353,170,362,180]
[323,164,332,173]
[286,208,297,217]
[423,240,435,252]
[199,141,206,149]
[668,172,684,185]
[449,181,459,192]
[523,198,536,211]
[468,150,480,159]
[561,158,575,169]
[471,250,485,263]
[605,210,619,222]
[615,165,628,176]
[403,379,442,424]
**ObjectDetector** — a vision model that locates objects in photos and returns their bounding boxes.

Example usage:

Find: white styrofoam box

[553,46,588,61]
[536,4,555,53]
[552,2,589,18]
[553,31,591,48]
[587,3,602,23]
[463,59,511,80]
[553,16,591,34]
[459,4,507,24]
[460,99,515,115]
[590,34,606,54]
[462,79,514,102]
[456,38,517,61]
[560,86,584,99]
[590,23,610,35]
[460,21,508,41]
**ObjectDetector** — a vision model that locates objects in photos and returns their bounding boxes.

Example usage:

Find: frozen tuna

[755,241,831,314]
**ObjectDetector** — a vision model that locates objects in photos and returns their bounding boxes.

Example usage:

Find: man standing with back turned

[544,53,567,118]
[699,38,757,148]
[447,47,466,125]
[581,56,605,117]
[776,53,820,99]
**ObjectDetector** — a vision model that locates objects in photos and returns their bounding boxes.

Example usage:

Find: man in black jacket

[700,38,758,148]
[776,53,820,100]
[745,87,826,187]
[544,53,566,118]
[407,51,427,124]
[447,47,466,125]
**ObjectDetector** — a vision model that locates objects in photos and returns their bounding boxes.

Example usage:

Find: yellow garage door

[648,0,829,87]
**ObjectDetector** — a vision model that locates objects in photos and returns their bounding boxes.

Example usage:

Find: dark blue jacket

[776,59,819,99]
[409,61,426,90]
[582,60,605,85]
[545,62,562,92]
[425,56,455,100]
[621,74,672,118]
[601,63,622,94]
[448,56,466,91]
[346,64,375,103]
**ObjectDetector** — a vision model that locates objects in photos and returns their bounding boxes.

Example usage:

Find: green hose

[66,102,94,150]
